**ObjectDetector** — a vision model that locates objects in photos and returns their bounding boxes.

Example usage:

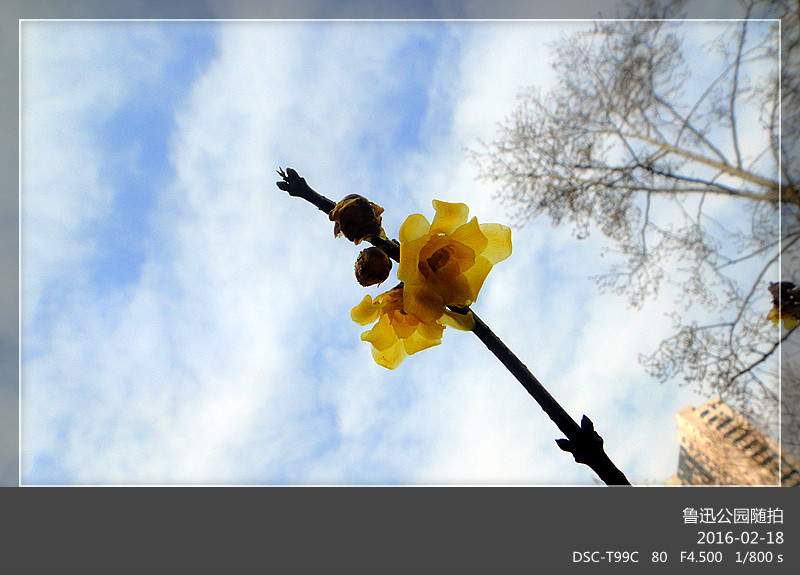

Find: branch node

[555,416,604,465]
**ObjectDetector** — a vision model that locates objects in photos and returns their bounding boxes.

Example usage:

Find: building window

[723,426,739,438]
[733,430,750,445]
[717,417,733,430]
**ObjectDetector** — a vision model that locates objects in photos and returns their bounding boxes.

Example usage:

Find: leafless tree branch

[470,9,798,453]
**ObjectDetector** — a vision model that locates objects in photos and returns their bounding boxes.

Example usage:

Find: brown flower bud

[329,194,385,244]
[355,247,392,287]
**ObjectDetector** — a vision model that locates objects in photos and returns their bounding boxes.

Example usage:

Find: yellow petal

[398,234,428,284]
[461,255,494,302]
[373,342,407,369]
[362,314,397,351]
[399,213,430,244]
[450,217,488,255]
[351,295,381,325]
[784,315,800,330]
[403,330,442,355]
[418,238,475,280]
[392,314,418,339]
[403,283,446,324]
[767,308,780,326]
[440,309,476,331]
[479,223,513,264]
[415,321,445,341]
[431,200,469,234]
[432,273,475,307]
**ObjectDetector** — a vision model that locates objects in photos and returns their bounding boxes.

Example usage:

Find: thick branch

[564,161,780,202]
[467,311,630,485]
[653,93,729,164]
[729,16,750,170]
[622,133,780,191]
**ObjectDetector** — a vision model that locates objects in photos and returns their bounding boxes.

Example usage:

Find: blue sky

[19,19,779,485]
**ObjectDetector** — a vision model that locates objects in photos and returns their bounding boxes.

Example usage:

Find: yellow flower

[397,200,512,323]
[351,287,445,369]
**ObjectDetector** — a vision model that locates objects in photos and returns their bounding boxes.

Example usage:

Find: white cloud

[21,22,188,343]
[22,20,460,484]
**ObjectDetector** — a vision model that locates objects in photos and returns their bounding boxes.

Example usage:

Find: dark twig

[276,167,336,214]
[276,167,631,485]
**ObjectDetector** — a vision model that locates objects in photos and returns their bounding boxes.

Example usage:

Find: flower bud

[354,246,392,287]
[329,194,385,244]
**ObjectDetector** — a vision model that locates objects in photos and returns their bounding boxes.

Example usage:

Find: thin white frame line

[777,16,783,487]
[17,17,22,488]
[16,17,785,487]
[17,18,781,23]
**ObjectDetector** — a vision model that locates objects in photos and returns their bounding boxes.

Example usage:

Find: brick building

[667,398,800,486]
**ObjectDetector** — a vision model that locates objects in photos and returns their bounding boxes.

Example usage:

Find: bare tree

[471,0,800,455]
